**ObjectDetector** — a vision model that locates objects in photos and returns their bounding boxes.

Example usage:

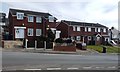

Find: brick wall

[54,46,76,52]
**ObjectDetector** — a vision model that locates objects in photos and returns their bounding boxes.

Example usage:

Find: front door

[15,28,24,38]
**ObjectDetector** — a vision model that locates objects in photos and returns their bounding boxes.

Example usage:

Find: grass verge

[87,45,120,53]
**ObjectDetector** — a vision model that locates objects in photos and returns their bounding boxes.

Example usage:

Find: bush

[55,38,64,43]
[66,39,72,44]
[38,35,47,41]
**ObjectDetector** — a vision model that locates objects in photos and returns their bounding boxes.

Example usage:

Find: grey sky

[1,0,119,30]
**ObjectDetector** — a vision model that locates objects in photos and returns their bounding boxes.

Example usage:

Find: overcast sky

[1,0,119,30]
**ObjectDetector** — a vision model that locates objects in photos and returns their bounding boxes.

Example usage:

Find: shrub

[66,39,72,44]
[55,38,64,43]
[38,35,47,41]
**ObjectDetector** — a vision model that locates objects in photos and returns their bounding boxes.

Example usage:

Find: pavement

[1,47,101,55]
[2,47,119,55]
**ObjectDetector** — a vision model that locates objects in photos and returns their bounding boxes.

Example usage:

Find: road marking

[24,69,41,70]
[83,66,92,69]
[44,54,82,56]
[95,67,104,69]
[67,67,79,70]
[47,68,61,70]
[108,66,116,69]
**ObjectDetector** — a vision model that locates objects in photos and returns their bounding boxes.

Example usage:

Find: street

[2,51,119,71]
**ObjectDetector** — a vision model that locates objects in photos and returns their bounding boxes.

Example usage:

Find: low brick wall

[2,40,23,48]
[54,46,76,52]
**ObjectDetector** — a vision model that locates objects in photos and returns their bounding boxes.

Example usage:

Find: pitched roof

[62,20,108,28]
[9,8,57,19]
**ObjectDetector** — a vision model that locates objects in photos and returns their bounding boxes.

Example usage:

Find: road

[2,51,119,71]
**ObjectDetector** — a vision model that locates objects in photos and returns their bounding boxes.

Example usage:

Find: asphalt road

[2,52,119,71]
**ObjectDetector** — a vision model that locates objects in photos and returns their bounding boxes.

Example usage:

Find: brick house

[8,8,59,43]
[8,9,57,40]
[56,20,109,45]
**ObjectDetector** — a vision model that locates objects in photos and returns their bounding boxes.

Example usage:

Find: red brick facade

[56,20,109,45]
[8,9,57,41]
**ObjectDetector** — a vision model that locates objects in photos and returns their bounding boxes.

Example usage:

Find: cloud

[1,0,119,29]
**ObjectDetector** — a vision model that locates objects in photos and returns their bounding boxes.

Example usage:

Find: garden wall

[54,45,76,52]
[2,40,23,48]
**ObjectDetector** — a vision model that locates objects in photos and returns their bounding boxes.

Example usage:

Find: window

[36,17,42,23]
[28,28,33,36]
[73,26,76,31]
[76,36,81,40]
[88,27,91,32]
[103,28,106,32]
[49,16,54,22]
[36,29,42,36]
[95,28,97,32]
[98,28,101,32]
[17,12,24,20]
[88,36,91,40]
[28,16,34,22]
[85,27,87,32]
[77,27,80,31]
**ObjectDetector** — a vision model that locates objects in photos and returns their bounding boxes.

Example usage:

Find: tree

[47,28,55,42]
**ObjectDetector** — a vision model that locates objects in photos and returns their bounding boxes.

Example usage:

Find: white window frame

[73,26,76,31]
[77,27,80,31]
[36,29,42,36]
[95,28,97,32]
[49,16,54,22]
[98,28,101,32]
[88,27,91,32]
[28,16,34,22]
[85,27,87,32]
[17,12,24,20]
[76,36,81,40]
[28,28,33,36]
[103,28,106,32]
[36,16,42,23]
[88,36,91,40]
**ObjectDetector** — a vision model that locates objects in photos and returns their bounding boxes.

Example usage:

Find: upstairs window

[17,12,24,20]
[28,16,34,22]
[88,27,91,32]
[49,16,54,22]
[103,28,106,32]
[77,27,80,31]
[36,17,42,23]
[73,26,76,31]
[85,27,87,32]
[95,28,97,32]
[28,28,33,36]
[98,28,101,32]
[36,29,42,36]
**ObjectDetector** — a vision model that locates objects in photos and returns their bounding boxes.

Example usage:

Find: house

[109,27,120,44]
[8,8,61,43]
[0,13,8,46]
[56,20,109,45]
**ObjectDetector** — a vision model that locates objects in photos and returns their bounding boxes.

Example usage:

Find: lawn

[87,45,120,53]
